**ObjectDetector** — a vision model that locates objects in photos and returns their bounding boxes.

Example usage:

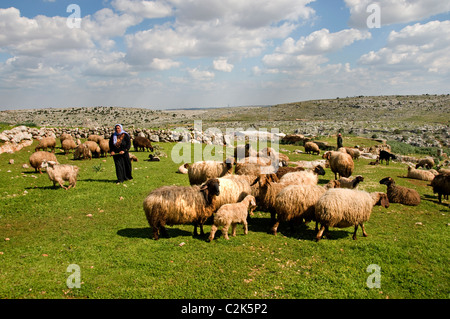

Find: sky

[0,0,449,110]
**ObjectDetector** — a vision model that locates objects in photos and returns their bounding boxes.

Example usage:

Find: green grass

[0,139,449,299]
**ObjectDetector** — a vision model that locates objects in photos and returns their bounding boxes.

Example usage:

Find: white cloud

[187,68,215,81]
[213,58,234,72]
[111,0,173,19]
[150,58,181,70]
[345,0,450,28]
[359,20,450,73]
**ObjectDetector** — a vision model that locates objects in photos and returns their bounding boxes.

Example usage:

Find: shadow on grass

[79,178,118,183]
[423,194,450,209]
[117,227,193,240]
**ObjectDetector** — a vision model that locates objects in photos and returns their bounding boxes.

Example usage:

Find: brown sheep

[322,151,354,179]
[133,136,154,152]
[29,151,58,174]
[61,138,78,155]
[429,174,450,204]
[143,178,221,240]
[304,141,320,155]
[379,177,420,206]
[415,157,435,169]
[35,137,56,153]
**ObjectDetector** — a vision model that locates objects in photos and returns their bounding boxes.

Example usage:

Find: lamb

[304,141,320,155]
[188,159,233,185]
[208,195,257,241]
[35,137,56,153]
[322,151,354,179]
[279,165,325,185]
[99,139,110,157]
[415,157,435,169]
[407,166,435,181]
[429,174,450,203]
[271,181,340,235]
[315,188,389,241]
[40,160,79,190]
[61,138,78,155]
[379,150,396,165]
[177,163,190,174]
[337,175,364,189]
[29,151,58,174]
[143,178,221,240]
[133,136,154,152]
[379,177,421,206]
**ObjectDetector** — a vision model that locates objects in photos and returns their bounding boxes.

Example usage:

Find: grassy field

[0,137,449,299]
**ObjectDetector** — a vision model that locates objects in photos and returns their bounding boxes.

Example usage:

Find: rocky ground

[0,94,448,149]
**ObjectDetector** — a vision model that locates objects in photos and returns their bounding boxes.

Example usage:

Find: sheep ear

[250,176,260,186]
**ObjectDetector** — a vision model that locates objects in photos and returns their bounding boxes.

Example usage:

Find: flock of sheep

[144,142,450,242]
[25,134,450,242]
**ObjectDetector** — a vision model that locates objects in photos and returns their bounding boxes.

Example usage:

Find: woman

[109,124,133,183]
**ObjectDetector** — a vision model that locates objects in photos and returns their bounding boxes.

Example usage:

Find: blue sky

[0,0,449,110]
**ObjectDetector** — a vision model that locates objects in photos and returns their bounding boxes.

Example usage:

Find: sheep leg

[222,224,230,240]
[360,223,368,237]
[231,223,237,237]
[270,220,280,236]
[152,227,160,240]
[352,225,358,240]
[243,221,248,235]
[316,225,324,241]
[208,225,218,242]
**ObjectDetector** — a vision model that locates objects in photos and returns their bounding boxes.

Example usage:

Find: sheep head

[40,160,58,169]
[313,165,326,176]
[200,178,220,204]
[372,192,390,208]
[322,151,331,160]
[379,177,394,186]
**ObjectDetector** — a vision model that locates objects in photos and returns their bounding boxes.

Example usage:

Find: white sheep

[188,160,234,185]
[29,151,58,174]
[315,188,389,241]
[406,166,435,181]
[208,195,257,241]
[279,169,321,186]
[177,163,190,174]
[337,175,364,189]
[40,160,79,190]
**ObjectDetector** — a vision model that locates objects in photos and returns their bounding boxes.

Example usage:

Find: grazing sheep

[271,181,339,235]
[177,163,190,174]
[379,150,396,165]
[61,138,78,155]
[323,151,354,179]
[338,147,361,160]
[73,143,92,160]
[337,175,364,189]
[29,151,58,174]
[315,189,389,241]
[407,166,435,181]
[280,165,325,185]
[208,195,257,241]
[40,160,79,190]
[429,174,450,203]
[379,177,421,206]
[99,139,110,157]
[304,142,320,155]
[188,160,233,185]
[59,133,72,145]
[35,137,56,153]
[275,166,305,179]
[88,134,104,144]
[84,141,101,158]
[415,157,435,169]
[133,136,154,152]
[143,178,221,240]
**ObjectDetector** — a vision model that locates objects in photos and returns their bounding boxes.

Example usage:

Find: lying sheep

[315,188,389,241]
[208,195,257,241]
[407,166,435,181]
[323,151,354,179]
[288,159,328,169]
[379,177,421,206]
[143,178,221,240]
[40,160,79,190]
[304,142,320,155]
[177,163,190,174]
[29,151,58,174]
[337,175,364,189]
[279,165,325,185]
[415,157,435,169]
[35,137,56,153]
[271,181,340,235]
[429,174,450,204]
[188,160,233,185]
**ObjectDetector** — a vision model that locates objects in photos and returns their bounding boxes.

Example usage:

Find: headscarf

[113,124,129,145]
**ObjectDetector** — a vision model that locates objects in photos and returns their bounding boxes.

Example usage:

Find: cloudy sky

[0,0,449,110]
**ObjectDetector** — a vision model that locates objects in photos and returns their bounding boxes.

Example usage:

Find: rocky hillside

[0,94,448,149]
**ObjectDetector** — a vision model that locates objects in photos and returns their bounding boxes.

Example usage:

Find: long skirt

[113,153,133,182]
